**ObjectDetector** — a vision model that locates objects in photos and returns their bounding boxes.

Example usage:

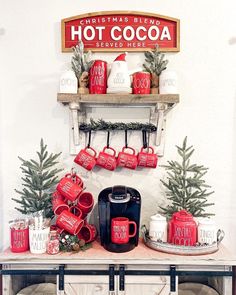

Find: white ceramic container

[149,214,167,242]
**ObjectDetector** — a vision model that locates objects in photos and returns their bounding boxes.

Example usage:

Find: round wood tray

[141,225,224,256]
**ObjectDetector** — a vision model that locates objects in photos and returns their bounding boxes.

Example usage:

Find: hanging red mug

[74,147,97,171]
[96,146,117,171]
[137,147,158,168]
[117,147,138,170]
[89,60,107,94]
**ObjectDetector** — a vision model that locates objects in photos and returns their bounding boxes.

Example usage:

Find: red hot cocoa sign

[61,11,180,52]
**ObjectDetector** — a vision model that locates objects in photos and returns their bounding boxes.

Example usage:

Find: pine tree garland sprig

[160,137,214,218]
[79,118,157,132]
[12,139,63,218]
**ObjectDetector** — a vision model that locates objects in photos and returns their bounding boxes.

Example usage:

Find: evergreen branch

[79,119,157,132]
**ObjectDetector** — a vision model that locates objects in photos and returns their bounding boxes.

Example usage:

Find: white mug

[149,214,167,242]
[29,227,50,254]
[197,218,217,245]
[159,71,178,94]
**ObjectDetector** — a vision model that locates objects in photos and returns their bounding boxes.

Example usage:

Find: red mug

[89,60,107,94]
[52,191,69,215]
[117,147,138,170]
[56,176,84,202]
[132,72,151,94]
[111,217,137,244]
[78,222,97,243]
[56,210,84,235]
[137,147,158,168]
[74,147,97,171]
[77,192,94,214]
[69,205,87,220]
[10,227,29,253]
[96,147,117,171]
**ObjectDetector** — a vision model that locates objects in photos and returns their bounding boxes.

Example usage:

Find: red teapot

[168,210,197,246]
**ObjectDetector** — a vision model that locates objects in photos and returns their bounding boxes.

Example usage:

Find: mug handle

[128,221,137,238]
[103,146,116,157]
[141,146,154,154]
[65,173,83,187]
[85,147,97,157]
[122,146,136,155]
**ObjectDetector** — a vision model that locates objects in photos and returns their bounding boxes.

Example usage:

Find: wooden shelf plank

[57,93,179,105]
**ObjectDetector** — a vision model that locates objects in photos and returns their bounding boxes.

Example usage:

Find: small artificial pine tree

[160,137,214,218]
[71,40,93,80]
[143,44,168,77]
[12,139,63,218]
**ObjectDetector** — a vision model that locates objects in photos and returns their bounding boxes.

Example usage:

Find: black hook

[147,130,150,148]
[142,130,147,149]
[107,131,110,148]
[87,130,92,148]
[125,129,128,148]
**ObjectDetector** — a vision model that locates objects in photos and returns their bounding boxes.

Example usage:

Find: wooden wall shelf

[57,93,179,105]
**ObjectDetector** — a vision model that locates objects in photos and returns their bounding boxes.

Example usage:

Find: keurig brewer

[98,185,141,253]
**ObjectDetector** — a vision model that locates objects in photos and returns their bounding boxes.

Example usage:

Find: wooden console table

[0,241,235,295]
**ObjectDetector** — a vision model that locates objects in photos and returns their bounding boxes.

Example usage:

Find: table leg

[233,266,236,295]
[0,264,2,295]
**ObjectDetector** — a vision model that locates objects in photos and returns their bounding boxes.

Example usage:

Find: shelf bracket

[149,103,167,156]
[69,102,81,154]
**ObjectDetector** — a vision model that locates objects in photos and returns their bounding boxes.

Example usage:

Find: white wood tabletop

[0,240,235,266]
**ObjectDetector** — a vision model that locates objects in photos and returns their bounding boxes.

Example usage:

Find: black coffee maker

[98,185,141,253]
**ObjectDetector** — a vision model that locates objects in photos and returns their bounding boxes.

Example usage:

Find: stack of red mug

[51,172,97,244]
[74,145,158,171]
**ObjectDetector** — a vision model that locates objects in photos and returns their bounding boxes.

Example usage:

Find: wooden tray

[141,225,224,256]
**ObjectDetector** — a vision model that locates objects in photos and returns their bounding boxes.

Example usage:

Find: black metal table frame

[0,264,234,294]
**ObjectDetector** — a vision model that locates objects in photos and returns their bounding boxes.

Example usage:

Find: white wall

[0,0,236,251]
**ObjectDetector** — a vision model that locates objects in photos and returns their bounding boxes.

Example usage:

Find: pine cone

[79,239,86,247]
[72,243,80,251]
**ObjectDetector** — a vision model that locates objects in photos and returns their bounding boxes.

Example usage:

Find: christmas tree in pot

[160,137,214,218]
